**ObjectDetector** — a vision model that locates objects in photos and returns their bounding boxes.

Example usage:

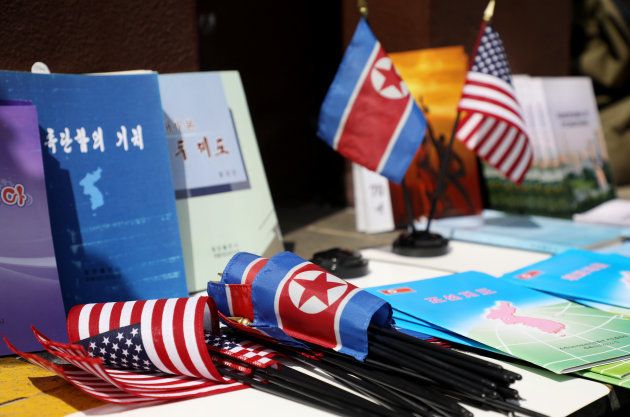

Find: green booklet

[367,271,630,374]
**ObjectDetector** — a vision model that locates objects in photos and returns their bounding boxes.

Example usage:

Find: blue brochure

[0,71,188,308]
[418,209,626,254]
[393,313,505,354]
[503,249,630,309]
[368,272,630,373]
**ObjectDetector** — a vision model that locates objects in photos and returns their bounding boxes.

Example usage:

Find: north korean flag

[318,17,427,183]
[251,252,392,360]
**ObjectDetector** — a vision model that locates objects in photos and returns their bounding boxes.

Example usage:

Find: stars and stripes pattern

[456,24,533,184]
[79,324,158,372]
[206,333,277,369]
[66,296,224,381]
[4,296,250,404]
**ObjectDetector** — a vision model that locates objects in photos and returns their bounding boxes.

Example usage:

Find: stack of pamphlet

[368,271,630,376]
[501,249,630,386]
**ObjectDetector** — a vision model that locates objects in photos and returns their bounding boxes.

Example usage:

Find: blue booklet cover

[367,272,630,373]
[503,249,630,310]
[0,71,188,308]
[419,209,626,254]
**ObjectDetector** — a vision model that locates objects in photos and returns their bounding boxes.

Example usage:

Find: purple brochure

[0,100,66,355]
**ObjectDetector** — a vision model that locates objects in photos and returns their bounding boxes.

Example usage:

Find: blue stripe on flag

[379,103,427,183]
[317,18,377,146]
[207,282,232,316]
[251,251,300,329]
[222,252,261,285]
[336,289,392,359]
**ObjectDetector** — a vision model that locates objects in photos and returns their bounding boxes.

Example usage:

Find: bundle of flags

[6,250,539,416]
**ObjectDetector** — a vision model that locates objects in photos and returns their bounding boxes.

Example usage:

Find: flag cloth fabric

[317,18,427,184]
[455,24,533,184]
[210,251,393,360]
[4,296,250,403]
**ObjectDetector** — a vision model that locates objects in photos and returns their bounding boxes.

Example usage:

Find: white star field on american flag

[81,324,158,372]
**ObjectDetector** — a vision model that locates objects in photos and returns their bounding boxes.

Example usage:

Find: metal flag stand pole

[392,0,496,257]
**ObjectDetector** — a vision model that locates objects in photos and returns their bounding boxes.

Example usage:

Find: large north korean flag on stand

[318,18,427,183]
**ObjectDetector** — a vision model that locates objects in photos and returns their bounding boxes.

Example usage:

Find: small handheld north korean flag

[209,251,393,360]
[318,18,427,184]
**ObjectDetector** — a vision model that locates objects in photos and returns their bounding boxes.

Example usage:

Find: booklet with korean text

[158,72,283,291]
[368,272,630,373]
[0,71,188,308]
[503,249,630,309]
[0,100,67,354]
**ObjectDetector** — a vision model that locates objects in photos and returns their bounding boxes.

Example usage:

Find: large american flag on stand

[455,24,533,184]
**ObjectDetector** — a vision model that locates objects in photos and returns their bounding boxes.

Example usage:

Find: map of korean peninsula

[486,301,565,335]
[79,167,104,210]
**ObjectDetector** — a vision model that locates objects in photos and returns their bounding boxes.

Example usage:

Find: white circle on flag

[370,57,408,100]
[288,270,348,314]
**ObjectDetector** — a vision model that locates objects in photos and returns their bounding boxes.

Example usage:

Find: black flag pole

[392,0,496,257]
[391,126,449,257]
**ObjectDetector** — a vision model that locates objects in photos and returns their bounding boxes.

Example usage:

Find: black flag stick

[391,126,449,257]
[423,113,461,234]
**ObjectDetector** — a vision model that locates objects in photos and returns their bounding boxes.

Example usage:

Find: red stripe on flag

[193,298,225,381]
[228,285,254,320]
[67,305,82,342]
[109,302,124,330]
[172,298,199,377]
[464,79,517,102]
[242,258,268,285]
[336,46,411,172]
[151,299,178,374]
[88,304,104,339]
[460,93,523,122]
[130,300,145,324]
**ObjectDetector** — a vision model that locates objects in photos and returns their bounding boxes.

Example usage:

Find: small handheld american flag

[455,6,533,184]
[2,296,271,403]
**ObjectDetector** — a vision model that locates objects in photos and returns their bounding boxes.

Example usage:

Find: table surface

[66,241,614,417]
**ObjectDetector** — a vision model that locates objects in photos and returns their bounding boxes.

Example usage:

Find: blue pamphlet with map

[0,70,188,308]
[368,272,630,373]
[503,249,630,310]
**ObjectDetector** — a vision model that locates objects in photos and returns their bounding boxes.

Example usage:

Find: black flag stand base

[392,229,449,257]
[391,179,449,257]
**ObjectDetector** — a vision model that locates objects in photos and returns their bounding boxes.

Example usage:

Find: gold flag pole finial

[483,0,496,22]
[358,0,368,18]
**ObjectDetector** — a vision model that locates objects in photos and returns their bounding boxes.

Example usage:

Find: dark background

[0,0,573,232]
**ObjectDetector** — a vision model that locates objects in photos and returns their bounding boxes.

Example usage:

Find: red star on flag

[375,62,402,94]
[295,272,346,308]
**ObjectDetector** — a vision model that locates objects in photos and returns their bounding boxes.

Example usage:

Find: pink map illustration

[622,271,630,288]
[486,301,565,334]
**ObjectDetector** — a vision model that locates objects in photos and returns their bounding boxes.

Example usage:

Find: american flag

[206,333,277,369]
[4,297,249,403]
[455,24,533,184]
